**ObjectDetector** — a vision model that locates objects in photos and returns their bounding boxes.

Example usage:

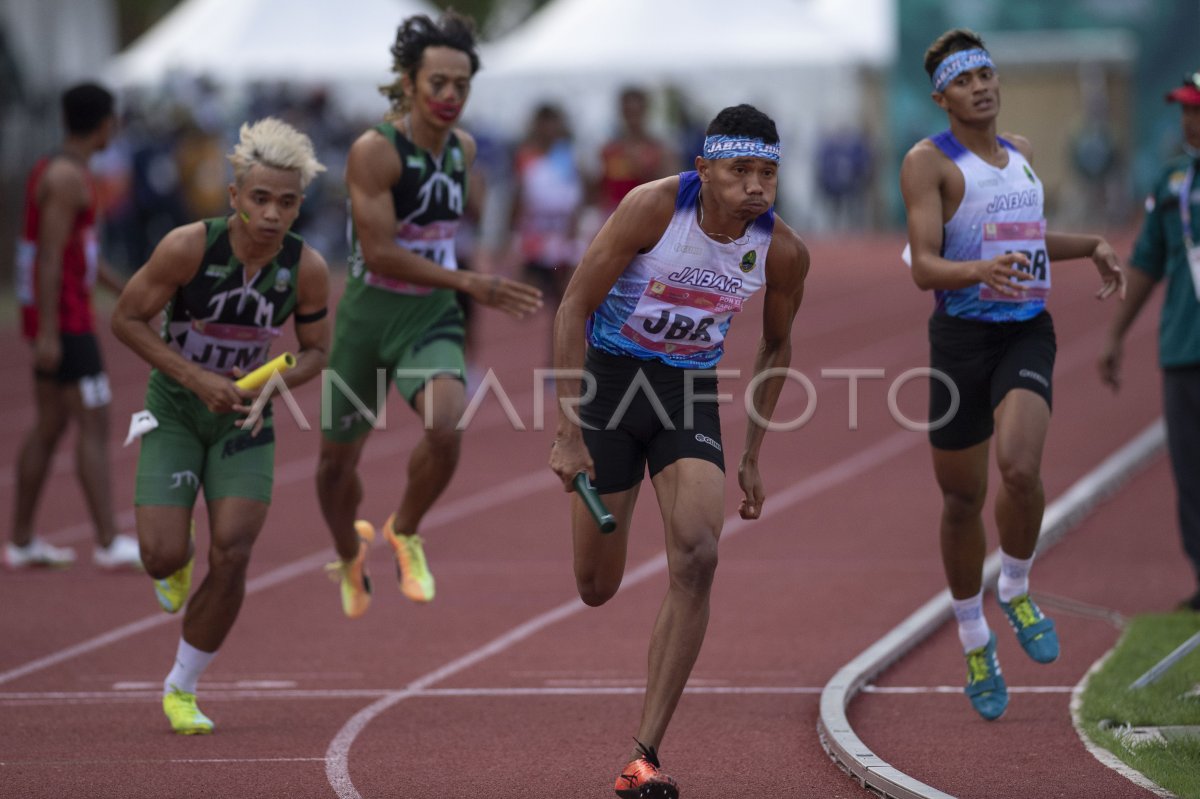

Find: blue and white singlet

[931,130,1049,322]
[587,171,774,368]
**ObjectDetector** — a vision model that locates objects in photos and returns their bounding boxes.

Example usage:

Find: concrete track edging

[817,419,1166,799]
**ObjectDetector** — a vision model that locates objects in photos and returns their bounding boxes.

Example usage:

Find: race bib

[364,223,458,296]
[978,220,1050,302]
[619,279,742,357]
[175,320,280,375]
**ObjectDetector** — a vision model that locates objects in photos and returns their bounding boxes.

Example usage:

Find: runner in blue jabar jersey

[900,27,1126,722]
[551,104,810,799]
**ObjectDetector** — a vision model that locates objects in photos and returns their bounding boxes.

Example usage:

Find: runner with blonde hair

[112,117,331,734]
[227,117,326,188]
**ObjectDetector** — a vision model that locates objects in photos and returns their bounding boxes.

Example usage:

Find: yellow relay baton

[235,352,296,391]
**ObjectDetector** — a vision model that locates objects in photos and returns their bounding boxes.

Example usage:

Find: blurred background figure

[815,126,874,232]
[664,84,707,171]
[508,102,584,360]
[8,81,141,572]
[593,86,672,219]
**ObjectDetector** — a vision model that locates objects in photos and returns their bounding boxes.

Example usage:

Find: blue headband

[932,48,994,93]
[702,135,781,162]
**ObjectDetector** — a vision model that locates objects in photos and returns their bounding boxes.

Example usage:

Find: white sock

[951,591,990,652]
[997,551,1034,603]
[163,638,216,696]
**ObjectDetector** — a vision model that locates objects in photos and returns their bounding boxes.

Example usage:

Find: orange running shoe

[614,739,678,799]
[324,521,374,619]
[381,514,435,603]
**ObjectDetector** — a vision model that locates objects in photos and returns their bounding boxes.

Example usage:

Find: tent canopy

[481,0,894,76]
[470,0,895,228]
[104,0,436,113]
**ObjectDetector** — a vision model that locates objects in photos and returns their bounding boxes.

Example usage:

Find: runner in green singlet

[317,11,542,619]
[112,118,331,735]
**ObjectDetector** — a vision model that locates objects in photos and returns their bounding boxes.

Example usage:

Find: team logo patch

[694,433,722,451]
[1168,170,1187,195]
[450,146,464,173]
[1023,164,1036,184]
[739,250,758,273]
[406,154,427,179]
[274,268,291,293]
[206,263,232,279]
[170,470,200,490]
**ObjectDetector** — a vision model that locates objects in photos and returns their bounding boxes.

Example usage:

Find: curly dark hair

[379,9,480,114]
[705,104,779,144]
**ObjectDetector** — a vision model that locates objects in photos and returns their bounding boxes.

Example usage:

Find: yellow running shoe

[382,514,434,603]
[154,522,195,614]
[163,686,213,735]
[325,521,374,619]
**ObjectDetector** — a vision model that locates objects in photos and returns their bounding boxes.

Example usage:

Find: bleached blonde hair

[227,117,326,189]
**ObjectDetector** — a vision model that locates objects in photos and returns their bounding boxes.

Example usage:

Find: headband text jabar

[702,135,781,162]
[932,48,994,93]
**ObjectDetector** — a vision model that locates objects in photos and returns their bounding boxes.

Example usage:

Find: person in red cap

[1099,72,1200,612]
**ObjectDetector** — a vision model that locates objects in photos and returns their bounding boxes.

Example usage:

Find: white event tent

[471,0,897,227]
[104,0,437,117]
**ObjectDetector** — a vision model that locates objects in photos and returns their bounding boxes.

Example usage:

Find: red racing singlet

[17,156,100,338]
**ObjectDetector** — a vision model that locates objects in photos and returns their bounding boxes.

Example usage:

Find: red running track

[0,233,1181,798]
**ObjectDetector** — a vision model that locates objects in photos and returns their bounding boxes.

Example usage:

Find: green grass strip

[1077,612,1200,798]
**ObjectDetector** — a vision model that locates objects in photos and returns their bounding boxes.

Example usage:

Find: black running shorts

[579,346,725,494]
[34,332,105,383]
[927,311,1056,451]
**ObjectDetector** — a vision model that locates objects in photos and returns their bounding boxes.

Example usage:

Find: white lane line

[0,757,326,766]
[0,469,558,687]
[861,686,1074,694]
[0,684,826,704]
[817,420,1167,799]
[324,429,921,799]
[0,683,1083,708]
[1069,651,1176,798]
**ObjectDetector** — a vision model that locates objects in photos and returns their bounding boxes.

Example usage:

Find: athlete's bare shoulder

[765,216,810,286]
[451,126,477,164]
[611,175,680,250]
[999,131,1034,163]
[158,220,208,262]
[902,137,952,173]
[625,173,680,208]
[298,240,331,276]
[347,124,401,185]
[39,156,89,207]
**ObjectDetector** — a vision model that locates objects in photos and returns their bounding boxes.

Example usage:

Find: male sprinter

[9,81,141,570]
[900,28,1125,720]
[317,11,541,618]
[112,118,331,733]
[550,104,809,798]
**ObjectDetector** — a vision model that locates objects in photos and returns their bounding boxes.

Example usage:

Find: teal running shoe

[964,632,1008,721]
[999,593,1059,664]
